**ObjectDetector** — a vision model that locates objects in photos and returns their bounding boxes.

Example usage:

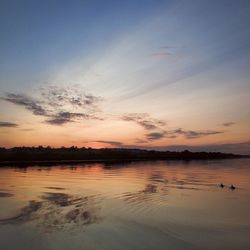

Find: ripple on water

[0,159,249,250]
[0,192,102,232]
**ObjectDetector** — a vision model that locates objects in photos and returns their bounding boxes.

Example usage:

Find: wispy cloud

[41,85,103,110]
[145,128,223,141]
[221,122,235,127]
[135,138,148,144]
[121,113,166,130]
[150,45,175,58]
[146,131,166,141]
[0,121,18,128]
[45,112,92,125]
[151,52,172,58]
[1,85,103,126]
[95,140,124,147]
[171,128,223,139]
[1,93,48,116]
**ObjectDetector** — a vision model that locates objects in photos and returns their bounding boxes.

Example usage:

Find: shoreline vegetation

[0,147,248,166]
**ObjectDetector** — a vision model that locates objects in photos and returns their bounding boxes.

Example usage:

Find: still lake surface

[0,159,250,250]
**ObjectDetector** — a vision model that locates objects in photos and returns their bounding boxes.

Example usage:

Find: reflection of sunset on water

[0,0,249,249]
[1,160,250,249]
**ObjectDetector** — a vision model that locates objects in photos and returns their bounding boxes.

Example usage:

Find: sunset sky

[0,0,250,153]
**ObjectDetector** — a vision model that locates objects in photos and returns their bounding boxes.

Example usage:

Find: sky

[0,0,250,154]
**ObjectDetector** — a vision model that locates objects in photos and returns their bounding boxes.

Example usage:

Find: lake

[0,159,250,250]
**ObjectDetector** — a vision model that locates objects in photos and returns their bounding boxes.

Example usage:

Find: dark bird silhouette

[230,185,236,190]
[220,183,224,188]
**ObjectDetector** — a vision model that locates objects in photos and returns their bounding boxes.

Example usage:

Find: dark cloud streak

[146,132,166,141]
[95,140,124,147]
[122,113,166,130]
[145,128,223,141]
[221,122,235,127]
[46,112,94,125]
[0,121,18,128]
[172,128,223,139]
[1,93,47,116]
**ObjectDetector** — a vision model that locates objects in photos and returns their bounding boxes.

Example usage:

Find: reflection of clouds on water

[121,170,216,205]
[143,184,157,193]
[45,186,66,190]
[0,192,14,198]
[149,170,215,190]
[170,175,216,190]
[41,192,85,207]
[0,200,42,224]
[122,184,162,204]
[0,192,101,232]
[121,171,168,204]
[167,185,202,191]
[148,171,168,184]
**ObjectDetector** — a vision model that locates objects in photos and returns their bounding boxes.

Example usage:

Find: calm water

[0,159,250,250]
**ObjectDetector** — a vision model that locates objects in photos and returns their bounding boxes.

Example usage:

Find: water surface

[0,159,250,250]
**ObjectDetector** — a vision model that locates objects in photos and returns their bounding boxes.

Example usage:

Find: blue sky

[0,0,250,153]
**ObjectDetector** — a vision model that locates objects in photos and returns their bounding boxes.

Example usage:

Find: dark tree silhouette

[0,146,247,166]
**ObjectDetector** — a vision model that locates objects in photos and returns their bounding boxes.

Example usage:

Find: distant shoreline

[0,147,249,167]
